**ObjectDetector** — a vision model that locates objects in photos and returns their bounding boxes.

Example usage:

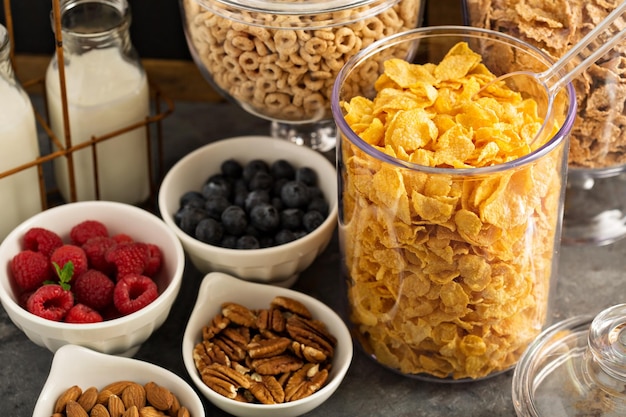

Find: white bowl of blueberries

[158,136,338,286]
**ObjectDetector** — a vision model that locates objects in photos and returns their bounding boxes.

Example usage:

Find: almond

[176,406,191,417]
[144,382,173,411]
[121,383,146,409]
[90,404,111,417]
[122,405,139,417]
[138,406,166,417]
[102,381,133,396]
[54,385,82,413]
[107,394,125,417]
[66,400,89,417]
[97,389,114,405]
[77,386,99,412]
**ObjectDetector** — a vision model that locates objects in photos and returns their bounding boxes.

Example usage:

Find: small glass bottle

[46,0,150,204]
[0,24,42,240]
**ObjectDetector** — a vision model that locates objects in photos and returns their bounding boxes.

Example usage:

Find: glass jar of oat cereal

[180,0,425,152]
[332,26,576,381]
[463,0,626,246]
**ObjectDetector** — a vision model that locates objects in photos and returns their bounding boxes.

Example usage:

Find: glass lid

[192,0,401,28]
[512,304,626,417]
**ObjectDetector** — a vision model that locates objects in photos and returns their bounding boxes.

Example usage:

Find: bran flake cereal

[465,0,626,169]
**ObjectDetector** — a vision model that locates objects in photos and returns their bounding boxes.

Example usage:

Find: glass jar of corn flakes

[463,0,626,246]
[331,26,576,381]
[180,0,424,152]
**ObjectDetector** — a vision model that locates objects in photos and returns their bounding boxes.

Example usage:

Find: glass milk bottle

[0,24,42,240]
[46,0,150,204]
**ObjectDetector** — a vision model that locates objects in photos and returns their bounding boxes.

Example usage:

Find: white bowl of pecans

[182,272,353,417]
[32,344,205,417]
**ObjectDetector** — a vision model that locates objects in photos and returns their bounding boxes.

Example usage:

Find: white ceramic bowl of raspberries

[33,344,205,417]
[0,201,185,356]
[182,272,353,417]
[158,135,338,287]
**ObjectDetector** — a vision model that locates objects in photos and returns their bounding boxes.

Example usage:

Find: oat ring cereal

[336,40,573,379]
[182,0,423,122]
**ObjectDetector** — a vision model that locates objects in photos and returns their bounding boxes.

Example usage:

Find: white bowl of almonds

[182,272,353,417]
[32,344,205,417]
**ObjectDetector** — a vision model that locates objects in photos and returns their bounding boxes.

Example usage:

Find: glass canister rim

[331,25,578,177]
[191,0,402,29]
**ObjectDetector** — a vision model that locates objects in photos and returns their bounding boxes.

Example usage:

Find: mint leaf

[52,261,74,291]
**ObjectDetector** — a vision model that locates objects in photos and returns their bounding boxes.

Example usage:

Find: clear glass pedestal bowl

[179,0,425,152]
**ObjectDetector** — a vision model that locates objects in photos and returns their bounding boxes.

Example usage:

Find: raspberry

[112,233,134,244]
[143,244,163,277]
[26,284,74,321]
[50,245,88,280]
[105,242,149,280]
[82,236,117,274]
[113,274,158,315]
[69,220,109,246]
[23,227,63,257]
[65,303,103,324]
[73,269,115,311]
[10,250,52,292]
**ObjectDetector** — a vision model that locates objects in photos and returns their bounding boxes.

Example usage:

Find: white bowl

[182,272,353,417]
[158,135,338,287]
[0,201,185,356]
[32,344,205,417]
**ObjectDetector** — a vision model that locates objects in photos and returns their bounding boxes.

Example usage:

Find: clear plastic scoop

[481,2,626,144]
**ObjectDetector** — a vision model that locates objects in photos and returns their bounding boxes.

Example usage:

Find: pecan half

[221,302,257,327]
[202,313,230,340]
[200,363,251,399]
[248,375,286,404]
[250,354,304,375]
[247,337,291,359]
[284,363,330,402]
[291,340,328,363]
[286,316,336,358]
[271,296,313,319]
[256,307,287,333]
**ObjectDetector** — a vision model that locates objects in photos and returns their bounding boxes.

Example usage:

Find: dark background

[1,0,192,60]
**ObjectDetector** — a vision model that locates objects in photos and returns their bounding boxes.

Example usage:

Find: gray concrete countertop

[2,99,625,416]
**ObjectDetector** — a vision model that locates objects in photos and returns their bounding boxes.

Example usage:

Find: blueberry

[250,203,280,232]
[271,159,295,180]
[280,208,303,231]
[275,229,298,245]
[259,235,275,248]
[236,235,260,249]
[303,210,325,232]
[273,177,289,198]
[220,235,238,249]
[245,190,270,212]
[243,159,269,183]
[195,218,224,245]
[308,186,324,200]
[202,175,231,199]
[221,158,243,178]
[233,178,249,208]
[249,171,274,191]
[280,180,311,208]
[180,191,204,208]
[296,166,317,186]
[221,205,248,236]
[271,196,284,212]
[308,197,329,216]
[204,195,230,220]
[177,206,208,236]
